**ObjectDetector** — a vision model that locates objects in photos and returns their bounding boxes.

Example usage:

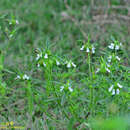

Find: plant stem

[26,81,33,116]
[87,53,94,116]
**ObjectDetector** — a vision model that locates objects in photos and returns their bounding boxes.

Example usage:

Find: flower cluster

[36,50,76,69]
[108,42,122,50]
[96,66,110,73]
[36,49,77,70]
[108,83,123,95]
[36,53,42,61]
[9,19,19,25]
[80,45,95,54]
[36,50,50,67]
[15,74,30,80]
[96,58,111,73]
[60,83,73,92]
[107,55,121,63]
[56,60,60,66]
[64,60,76,68]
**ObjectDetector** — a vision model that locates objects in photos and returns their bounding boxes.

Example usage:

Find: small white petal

[36,53,42,60]
[106,63,110,67]
[116,89,120,95]
[92,47,95,54]
[67,62,71,68]
[108,85,114,92]
[27,76,29,80]
[108,59,111,63]
[9,22,12,25]
[44,53,48,59]
[68,87,73,92]
[43,62,46,67]
[108,45,112,49]
[115,45,119,50]
[109,55,112,59]
[106,67,110,73]
[60,86,64,92]
[23,74,29,80]
[9,34,13,38]
[116,56,120,61]
[120,42,122,46]
[86,48,90,52]
[108,56,112,62]
[92,50,95,54]
[112,89,116,95]
[72,62,76,68]
[111,43,114,46]
[96,68,100,73]
[56,60,60,66]
[36,56,39,60]
[117,83,123,88]
[15,75,21,80]
[108,43,114,49]
[80,45,84,51]
[16,20,19,24]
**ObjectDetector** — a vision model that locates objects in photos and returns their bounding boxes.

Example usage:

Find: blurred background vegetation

[0,0,130,68]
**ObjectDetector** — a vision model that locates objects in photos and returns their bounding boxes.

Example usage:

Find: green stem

[45,65,53,96]
[88,53,92,79]
[26,81,33,116]
[0,52,4,81]
[87,53,94,116]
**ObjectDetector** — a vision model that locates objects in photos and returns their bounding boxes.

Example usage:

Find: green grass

[0,0,130,129]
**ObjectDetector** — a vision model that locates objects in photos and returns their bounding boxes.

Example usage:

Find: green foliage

[0,0,130,129]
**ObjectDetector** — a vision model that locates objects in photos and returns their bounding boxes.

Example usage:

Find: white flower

[15,75,21,80]
[44,53,48,59]
[68,87,73,92]
[67,62,71,68]
[80,45,84,51]
[116,89,120,95]
[43,62,46,67]
[106,67,110,73]
[36,53,42,61]
[16,20,19,24]
[66,61,76,68]
[116,56,120,61]
[115,45,119,50]
[109,84,122,95]
[108,43,114,49]
[112,89,116,95]
[72,62,76,68]
[9,22,12,25]
[108,56,112,62]
[92,47,95,54]
[117,83,123,88]
[86,48,90,52]
[106,63,110,67]
[108,85,114,92]
[60,86,64,92]
[36,54,40,61]
[108,59,111,63]
[120,42,122,46]
[9,34,13,38]
[56,60,60,66]
[23,74,29,80]
[95,68,100,73]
